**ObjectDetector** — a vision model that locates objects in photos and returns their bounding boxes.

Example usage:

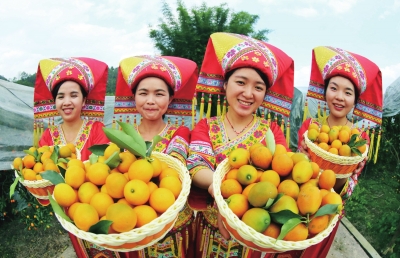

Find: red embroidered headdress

[306,46,382,125]
[114,55,198,120]
[196,32,294,117]
[33,57,108,120]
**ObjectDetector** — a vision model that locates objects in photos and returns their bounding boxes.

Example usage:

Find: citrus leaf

[146,135,163,157]
[9,175,20,199]
[58,165,66,178]
[351,148,362,156]
[51,145,59,163]
[89,153,99,164]
[48,192,72,223]
[277,218,303,240]
[104,151,121,169]
[88,144,109,156]
[41,171,65,185]
[23,150,36,157]
[352,139,367,148]
[314,204,339,217]
[265,129,276,155]
[270,210,303,224]
[117,121,147,153]
[89,220,112,234]
[58,158,69,163]
[103,127,146,158]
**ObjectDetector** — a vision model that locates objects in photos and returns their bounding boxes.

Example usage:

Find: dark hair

[323,77,360,105]
[51,80,88,100]
[132,78,174,97]
[224,67,270,93]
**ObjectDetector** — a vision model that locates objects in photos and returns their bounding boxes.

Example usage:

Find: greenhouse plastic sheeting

[383,77,400,117]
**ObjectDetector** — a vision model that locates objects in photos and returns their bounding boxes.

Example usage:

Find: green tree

[0,75,8,81]
[107,66,118,95]
[149,0,270,68]
[13,72,36,87]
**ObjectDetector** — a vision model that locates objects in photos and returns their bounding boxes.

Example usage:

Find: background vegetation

[0,1,399,257]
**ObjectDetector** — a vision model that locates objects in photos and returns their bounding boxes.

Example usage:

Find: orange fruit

[228,148,250,169]
[241,183,256,199]
[124,179,150,206]
[321,192,343,212]
[318,142,330,151]
[13,157,23,170]
[331,139,342,150]
[106,203,137,233]
[277,179,300,200]
[357,144,367,155]
[320,124,330,134]
[54,183,78,207]
[310,162,320,179]
[283,223,308,241]
[100,184,108,194]
[78,182,100,204]
[338,130,350,144]
[40,151,52,164]
[132,205,158,228]
[74,203,99,232]
[269,195,299,214]
[220,179,243,198]
[225,168,238,180]
[226,193,249,218]
[297,186,322,215]
[33,162,44,173]
[87,162,110,186]
[292,160,313,184]
[67,202,82,220]
[308,123,320,132]
[147,181,158,194]
[23,155,36,169]
[149,156,162,178]
[263,222,281,239]
[159,167,180,180]
[307,128,319,141]
[36,174,42,180]
[259,170,280,187]
[328,148,339,155]
[338,144,351,156]
[66,143,76,154]
[271,154,293,177]
[117,151,137,173]
[149,188,175,214]
[65,165,86,189]
[59,145,72,158]
[274,144,287,156]
[351,128,361,135]
[317,132,329,144]
[250,146,272,170]
[67,159,85,169]
[291,153,309,165]
[237,165,258,185]
[23,169,37,181]
[249,143,264,154]
[90,192,114,217]
[128,159,154,183]
[248,181,278,208]
[241,208,271,233]
[308,215,330,235]
[105,172,129,199]
[318,169,336,190]
[104,143,120,160]
[159,176,182,199]
[117,198,134,208]
[328,129,339,143]
[320,189,330,199]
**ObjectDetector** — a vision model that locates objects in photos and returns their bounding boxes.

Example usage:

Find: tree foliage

[149,0,270,67]
[107,67,118,95]
[0,75,8,81]
[13,72,36,87]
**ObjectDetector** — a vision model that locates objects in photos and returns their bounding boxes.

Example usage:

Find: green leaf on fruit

[314,204,339,217]
[23,150,36,157]
[264,198,276,210]
[146,135,163,157]
[265,129,276,155]
[58,165,66,178]
[48,192,72,223]
[41,171,65,185]
[88,144,109,156]
[270,210,302,224]
[104,151,121,169]
[117,121,147,154]
[89,220,113,234]
[51,145,59,163]
[89,153,99,164]
[103,127,146,158]
[277,218,303,240]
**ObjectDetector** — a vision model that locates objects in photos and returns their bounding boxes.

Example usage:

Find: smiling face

[223,68,267,118]
[54,81,86,123]
[325,76,357,120]
[133,77,173,121]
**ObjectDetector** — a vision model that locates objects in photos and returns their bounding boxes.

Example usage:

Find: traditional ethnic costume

[113,55,198,258]
[186,32,295,257]
[294,46,383,257]
[34,57,118,258]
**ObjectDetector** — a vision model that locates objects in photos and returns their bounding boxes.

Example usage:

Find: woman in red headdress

[34,57,120,258]
[186,32,295,257]
[293,46,383,257]
[113,55,198,258]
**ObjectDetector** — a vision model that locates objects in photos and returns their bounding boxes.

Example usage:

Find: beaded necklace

[225,114,254,135]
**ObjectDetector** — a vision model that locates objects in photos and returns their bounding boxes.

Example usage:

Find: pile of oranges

[53,143,182,234]
[12,144,77,181]
[221,143,342,241]
[307,123,367,156]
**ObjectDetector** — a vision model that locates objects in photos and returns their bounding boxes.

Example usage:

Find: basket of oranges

[11,144,79,201]
[49,123,191,251]
[213,145,340,252]
[304,123,368,177]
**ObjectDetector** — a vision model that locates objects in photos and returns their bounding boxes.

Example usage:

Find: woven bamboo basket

[213,158,339,252]
[54,152,191,252]
[303,131,368,178]
[13,146,81,200]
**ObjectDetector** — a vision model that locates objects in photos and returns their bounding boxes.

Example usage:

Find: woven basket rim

[213,158,339,252]
[53,151,191,251]
[303,131,367,165]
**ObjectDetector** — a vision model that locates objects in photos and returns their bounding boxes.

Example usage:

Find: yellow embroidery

[151,64,158,69]
[254,51,261,56]
[241,56,249,61]
[66,70,72,76]
[264,61,270,67]
[78,75,84,80]
[252,57,260,63]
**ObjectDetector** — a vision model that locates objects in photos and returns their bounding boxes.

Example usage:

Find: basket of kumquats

[48,122,191,251]
[304,122,368,177]
[10,144,79,202]
[213,143,341,252]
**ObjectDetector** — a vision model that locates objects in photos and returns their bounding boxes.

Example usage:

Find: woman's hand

[208,183,214,197]
[354,157,367,175]
[218,213,231,240]
[298,136,311,159]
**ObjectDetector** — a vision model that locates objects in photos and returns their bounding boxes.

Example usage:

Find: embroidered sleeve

[165,126,190,165]
[187,119,216,178]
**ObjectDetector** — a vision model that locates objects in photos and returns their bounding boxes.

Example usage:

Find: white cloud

[291,7,319,17]
[381,63,400,93]
[294,65,311,87]
[379,0,400,18]
[327,0,358,13]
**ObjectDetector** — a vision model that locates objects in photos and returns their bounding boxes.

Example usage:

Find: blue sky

[1,0,399,93]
